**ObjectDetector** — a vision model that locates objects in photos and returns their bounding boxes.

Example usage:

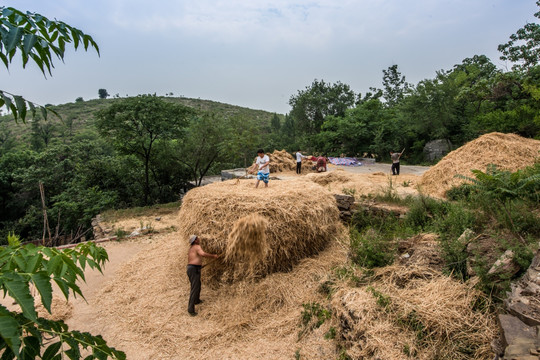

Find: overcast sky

[0,1,537,114]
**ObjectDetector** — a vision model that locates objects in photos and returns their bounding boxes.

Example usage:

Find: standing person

[390,149,404,175]
[295,150,306,174]
[255,149,270,188]
[187,235,219,316]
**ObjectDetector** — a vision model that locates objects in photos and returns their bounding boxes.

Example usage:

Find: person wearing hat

[187,235,219,316]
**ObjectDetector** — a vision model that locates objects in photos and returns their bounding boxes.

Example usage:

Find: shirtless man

[187,235,219,316]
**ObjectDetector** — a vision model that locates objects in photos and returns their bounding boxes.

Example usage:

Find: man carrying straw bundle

[254,149,270,188]
[187,235,219,316]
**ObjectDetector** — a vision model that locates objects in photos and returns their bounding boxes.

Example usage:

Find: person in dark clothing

[390,150,404,175]
[187,235,219,316]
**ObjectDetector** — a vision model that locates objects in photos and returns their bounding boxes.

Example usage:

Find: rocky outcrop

[499,246,540,359]
[423,139,452,162]
[334,194,356,221]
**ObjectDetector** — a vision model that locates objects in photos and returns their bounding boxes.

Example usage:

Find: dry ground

[10,164,430,359]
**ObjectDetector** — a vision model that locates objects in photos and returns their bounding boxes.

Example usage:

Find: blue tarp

[328,157,362,166]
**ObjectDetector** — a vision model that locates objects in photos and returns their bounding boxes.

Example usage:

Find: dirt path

[65,239,154,334]
[335,162,430,176]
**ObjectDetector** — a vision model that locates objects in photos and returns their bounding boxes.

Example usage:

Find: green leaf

[40,106,48,121]
[0,341,16,360]
[0,315,21,356]
[21,335,40,359]
[12,255,27,272]
[12,95,26,120]
[22,33,37,55]
[31,271,52,313]
[64,337,81,360]
[52,278,69,300]
[42,342,62,360]
[26,252,43,273]
[61,253,84,279]
[4,26,23,53]
[28,100,36,118]
[46,255,62,275]
[0,52,8,68]
[2,273,36,322]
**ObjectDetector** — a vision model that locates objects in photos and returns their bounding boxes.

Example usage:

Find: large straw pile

[178,179,341,283]
[269,149,296,172]
[248,150,314,174]
[225,214,269,268]
[331,265,496,359]
[420,132,540,197]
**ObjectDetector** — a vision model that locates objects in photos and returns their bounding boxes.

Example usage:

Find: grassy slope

[0,96,282,142]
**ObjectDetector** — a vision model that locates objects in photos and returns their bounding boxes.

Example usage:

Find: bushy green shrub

[404,195,449,231]
[350,228,395,268]
[433,203,477,241]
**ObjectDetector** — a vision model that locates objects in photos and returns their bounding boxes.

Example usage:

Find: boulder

[423,139,452,162]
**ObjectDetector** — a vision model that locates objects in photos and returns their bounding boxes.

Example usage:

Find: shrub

[433,203,477,241]
[404,195,449,231]
[350,228,395,268]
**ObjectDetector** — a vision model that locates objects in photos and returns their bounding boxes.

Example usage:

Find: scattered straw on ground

[36,296,74,322]
[332,264,496,359]
[178,179,341,282]
[420,132,540,197]
[305,169,421,197]
[94,229,348,359]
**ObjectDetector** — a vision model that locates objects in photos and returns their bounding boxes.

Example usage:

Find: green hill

[0,96,282,142]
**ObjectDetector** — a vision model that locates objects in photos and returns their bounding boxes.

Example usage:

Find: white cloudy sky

[0,1,537,113]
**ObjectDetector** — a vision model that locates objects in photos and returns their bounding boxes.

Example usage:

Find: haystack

[248,150,314,174]
[178,179,341,283]
[225,214,269,267]
[420,132,540,197]
[305,169,353,186]
[332,265,496,359]
[269,149,296,172]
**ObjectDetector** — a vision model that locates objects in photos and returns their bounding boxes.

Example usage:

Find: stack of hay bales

[420,132,540,197]
[178,179,341,283]
[331,265,496,359]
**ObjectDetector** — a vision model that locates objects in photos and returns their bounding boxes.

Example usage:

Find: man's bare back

[188,241,219,265]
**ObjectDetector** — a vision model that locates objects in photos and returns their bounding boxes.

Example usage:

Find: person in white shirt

[255,149,270,188]
[295,150,306,174]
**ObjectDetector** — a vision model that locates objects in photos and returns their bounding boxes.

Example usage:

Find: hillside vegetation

[0,96,278,141]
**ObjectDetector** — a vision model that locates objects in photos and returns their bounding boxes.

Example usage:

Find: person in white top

[255,149,270,188]
[295,150,306,174]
